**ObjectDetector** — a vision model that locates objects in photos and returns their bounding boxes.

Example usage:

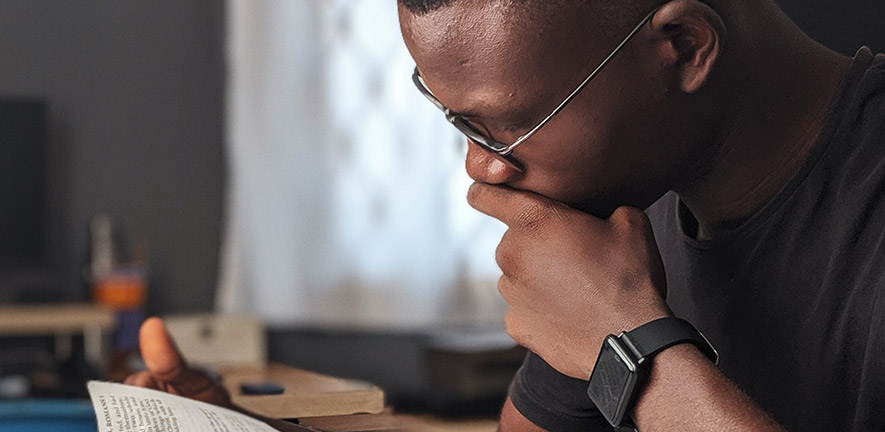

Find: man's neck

[675,1,852,240]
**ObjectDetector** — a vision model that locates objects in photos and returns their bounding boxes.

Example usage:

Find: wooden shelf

[0,303,115,335]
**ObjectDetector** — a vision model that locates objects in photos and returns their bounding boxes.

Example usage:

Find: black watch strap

[621,317,719,365]
[587,317,718,430]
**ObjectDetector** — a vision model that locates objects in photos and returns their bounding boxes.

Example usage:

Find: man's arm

[632,344,783,431]
[467,183,786,431]
[499,397,546,432]
[497,347,784,432]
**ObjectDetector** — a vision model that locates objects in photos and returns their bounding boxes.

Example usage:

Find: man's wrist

[581,310,671,378]
[632,343,718,427]
[586,317,717,428]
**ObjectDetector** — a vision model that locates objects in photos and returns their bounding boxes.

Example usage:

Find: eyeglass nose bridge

[449,116,510,153]
[451,121,526,170]
[413,66,523,169]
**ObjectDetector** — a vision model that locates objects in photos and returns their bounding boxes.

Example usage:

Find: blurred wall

[0,1,225,313]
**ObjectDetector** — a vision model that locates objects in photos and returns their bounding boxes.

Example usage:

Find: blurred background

[0,0,883,423]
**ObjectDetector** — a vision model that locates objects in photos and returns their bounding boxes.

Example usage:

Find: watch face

[587,336,638,426]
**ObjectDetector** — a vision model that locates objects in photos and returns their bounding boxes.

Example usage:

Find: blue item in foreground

[0,399,97,432]
[240,380,286,395]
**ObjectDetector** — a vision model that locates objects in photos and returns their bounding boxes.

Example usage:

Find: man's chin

[572,194,665,219]
[577,202,618,219]
[548,194,619,219]
[508,183,661,219]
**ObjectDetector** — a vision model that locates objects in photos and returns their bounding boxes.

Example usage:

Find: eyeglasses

[412,5,663,168]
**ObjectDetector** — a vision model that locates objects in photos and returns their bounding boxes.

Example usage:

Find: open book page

[88,380,279,432]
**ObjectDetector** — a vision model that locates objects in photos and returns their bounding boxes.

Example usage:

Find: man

[129,0,885,430]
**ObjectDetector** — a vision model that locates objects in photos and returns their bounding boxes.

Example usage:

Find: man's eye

[458,115,529,144]
[462,118,489,134]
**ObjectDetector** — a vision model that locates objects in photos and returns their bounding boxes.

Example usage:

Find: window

[219,0,507,329]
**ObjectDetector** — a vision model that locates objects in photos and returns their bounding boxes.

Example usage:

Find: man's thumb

[139,317,187,384]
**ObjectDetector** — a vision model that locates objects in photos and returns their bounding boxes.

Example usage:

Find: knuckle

[496,275,519,304]
[610,206,634,221]
[495,232,522,272]
[612,206,644,224]
[611,206,651,232]
[495,242,515,271]
[153,364,187,384]
[496,276,508,297]
[466,182,485,208]
[126,371,155,388]
[123,372,140,385]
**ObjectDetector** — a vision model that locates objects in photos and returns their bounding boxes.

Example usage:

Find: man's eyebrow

[418,70,538,130]
[452,105,537,133]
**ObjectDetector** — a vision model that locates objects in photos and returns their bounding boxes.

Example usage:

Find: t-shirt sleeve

[508,351,613,431]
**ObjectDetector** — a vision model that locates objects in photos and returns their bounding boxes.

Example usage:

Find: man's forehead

[400,1,600,115]
[400,1,528,69]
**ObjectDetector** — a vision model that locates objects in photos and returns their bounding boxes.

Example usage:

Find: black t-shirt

[508,48,885,432]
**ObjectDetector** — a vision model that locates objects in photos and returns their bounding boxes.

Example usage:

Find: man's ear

[650,0,726,94]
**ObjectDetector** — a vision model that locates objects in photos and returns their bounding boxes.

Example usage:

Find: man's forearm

[498,397,546,432]
[634,344,786,431]
[498,345,784,431]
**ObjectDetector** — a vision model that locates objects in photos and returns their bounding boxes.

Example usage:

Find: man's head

[399,0,730,216]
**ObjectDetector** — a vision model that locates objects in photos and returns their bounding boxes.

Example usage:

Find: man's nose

[465,141,523,184]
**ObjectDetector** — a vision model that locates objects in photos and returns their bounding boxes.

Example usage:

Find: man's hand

[468,182,672,379]
[124,317,232,408]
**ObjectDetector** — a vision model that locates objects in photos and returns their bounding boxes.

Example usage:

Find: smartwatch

[586,317,718,429]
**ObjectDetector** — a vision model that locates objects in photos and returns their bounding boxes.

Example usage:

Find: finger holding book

[124,316,233,408]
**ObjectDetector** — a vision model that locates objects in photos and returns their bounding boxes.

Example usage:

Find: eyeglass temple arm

[508,6,664,151]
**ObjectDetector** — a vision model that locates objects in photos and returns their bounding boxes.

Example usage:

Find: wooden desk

[223,363,385,419]
[0,303,116,371]
[221,364,497,432]
[299,412,498,432]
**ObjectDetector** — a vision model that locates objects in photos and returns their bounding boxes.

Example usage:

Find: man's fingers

[139,317,226,399]
[467,182,574,229]
[124,370,160,389]
[139,317,188,385]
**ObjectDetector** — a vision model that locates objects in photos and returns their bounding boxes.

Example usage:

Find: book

[88,380,281,432]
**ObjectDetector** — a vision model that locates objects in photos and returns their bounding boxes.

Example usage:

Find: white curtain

[218,0,507,329]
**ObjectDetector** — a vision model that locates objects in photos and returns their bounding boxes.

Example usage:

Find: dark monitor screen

[0,99,47,269]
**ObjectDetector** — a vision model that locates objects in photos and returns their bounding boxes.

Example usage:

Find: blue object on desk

[240,380,285,395]
[0,399,97,432]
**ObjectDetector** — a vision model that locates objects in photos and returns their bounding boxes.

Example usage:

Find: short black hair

[397,0,640,15]
[398,0,719,15]
[398,0,457,14]
[397,0,655,38]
